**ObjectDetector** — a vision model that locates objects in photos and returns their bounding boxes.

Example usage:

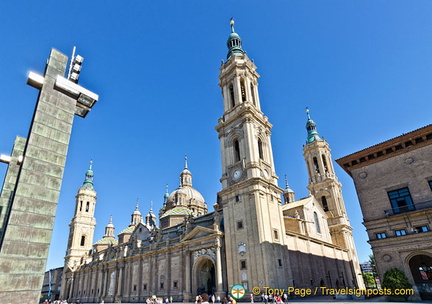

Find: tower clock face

[233,169,242,180]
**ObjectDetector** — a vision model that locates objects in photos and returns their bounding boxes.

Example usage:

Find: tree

[362,272,375,287]
[382,268,412,300]
[369,254,378,287]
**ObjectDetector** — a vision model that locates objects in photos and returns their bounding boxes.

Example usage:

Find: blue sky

[1,1,432,271]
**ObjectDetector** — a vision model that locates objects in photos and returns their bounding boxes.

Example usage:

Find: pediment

[182,225,217,242]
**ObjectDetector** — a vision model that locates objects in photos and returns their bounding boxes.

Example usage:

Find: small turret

[146,201,157,227]
[283,175,295,204]
[131,199,142,226]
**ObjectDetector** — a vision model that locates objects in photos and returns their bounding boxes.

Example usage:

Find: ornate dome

[159,157,208,228]
[165,186,206,209]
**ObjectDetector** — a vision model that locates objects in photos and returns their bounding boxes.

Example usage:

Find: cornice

[336,124,432,177]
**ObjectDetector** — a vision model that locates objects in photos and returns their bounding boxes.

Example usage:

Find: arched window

[79,201,83,212]
[313,157,320,174]
[86,201,90,212]
[322,155,329,173]
[258,139,264,160]
[321,196,329,212]
[240,79,246,102]
[80,235,86,246]
[229,84,235,108]
[314,212,321,234]
[250,83,256,105]
[234,139,241,162]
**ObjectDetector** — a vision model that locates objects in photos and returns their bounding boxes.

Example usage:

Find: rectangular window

[240,260,247,270]
[143,284,147,290]
[376,232,387,239]
[160,282,164,290]
[277,259,282,267]
[395,229,407,236]
[173,281,178,289]
[429,180,432,191]
[237,221,243,230]
[415,225,429,233]
[133,285,137,291]
[387,187,415,214]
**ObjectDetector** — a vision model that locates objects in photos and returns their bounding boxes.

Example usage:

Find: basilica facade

[60,21,364,303]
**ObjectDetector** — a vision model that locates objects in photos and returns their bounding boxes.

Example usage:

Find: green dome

[226,19,245,60]
[305,108,321,143]
[80,161,95,191]
[227,32,241,44]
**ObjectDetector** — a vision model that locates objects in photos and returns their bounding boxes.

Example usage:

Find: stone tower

[302,109,364,288]
[64,162,97,270]
[216,19,291,291]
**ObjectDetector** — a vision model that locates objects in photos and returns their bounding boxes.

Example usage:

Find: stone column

[166,250,171,297]
[149,255,154,295]
[215,237,224,296]
[100,265,106,299]
[115,261,124,301]
[183,248,191,302]
[69,273,75,300]
[138,256,144,301]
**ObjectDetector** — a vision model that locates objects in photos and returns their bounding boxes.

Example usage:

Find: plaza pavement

[110,296,430,304]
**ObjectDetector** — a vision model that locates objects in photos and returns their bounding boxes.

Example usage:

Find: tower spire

[305,107,321,143]
[180,156,193,187]
[80,160,94,190]
[226,18,245,60]
[163,184,169,204]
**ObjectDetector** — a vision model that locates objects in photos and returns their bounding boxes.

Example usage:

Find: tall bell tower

[302,109,363,288]
[216,19,290,291]
[64,162,97,270]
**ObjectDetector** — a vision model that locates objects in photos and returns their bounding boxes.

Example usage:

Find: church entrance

[193,256,216,296]
[409,254,432,300]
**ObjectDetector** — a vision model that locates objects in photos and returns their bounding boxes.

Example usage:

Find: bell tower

[303,109,349,231]
[64,161,97,270]
[302,109,364,288]
[216,19,290,291]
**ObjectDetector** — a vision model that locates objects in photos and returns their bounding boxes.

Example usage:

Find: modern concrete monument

[0,48,99,303]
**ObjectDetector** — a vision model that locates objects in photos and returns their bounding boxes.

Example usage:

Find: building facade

[41,267,63,302]
[336,124,432,300]
[60,20,364,303]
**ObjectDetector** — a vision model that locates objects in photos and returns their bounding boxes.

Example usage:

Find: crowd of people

[42,291,289,303]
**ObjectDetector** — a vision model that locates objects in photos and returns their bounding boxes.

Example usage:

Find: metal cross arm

[27,72,99,118]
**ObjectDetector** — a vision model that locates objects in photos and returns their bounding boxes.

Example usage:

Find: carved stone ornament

[382,254,392,262]
[192,248,216,264]
[405,157,414,164]
[359,172,367,179]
